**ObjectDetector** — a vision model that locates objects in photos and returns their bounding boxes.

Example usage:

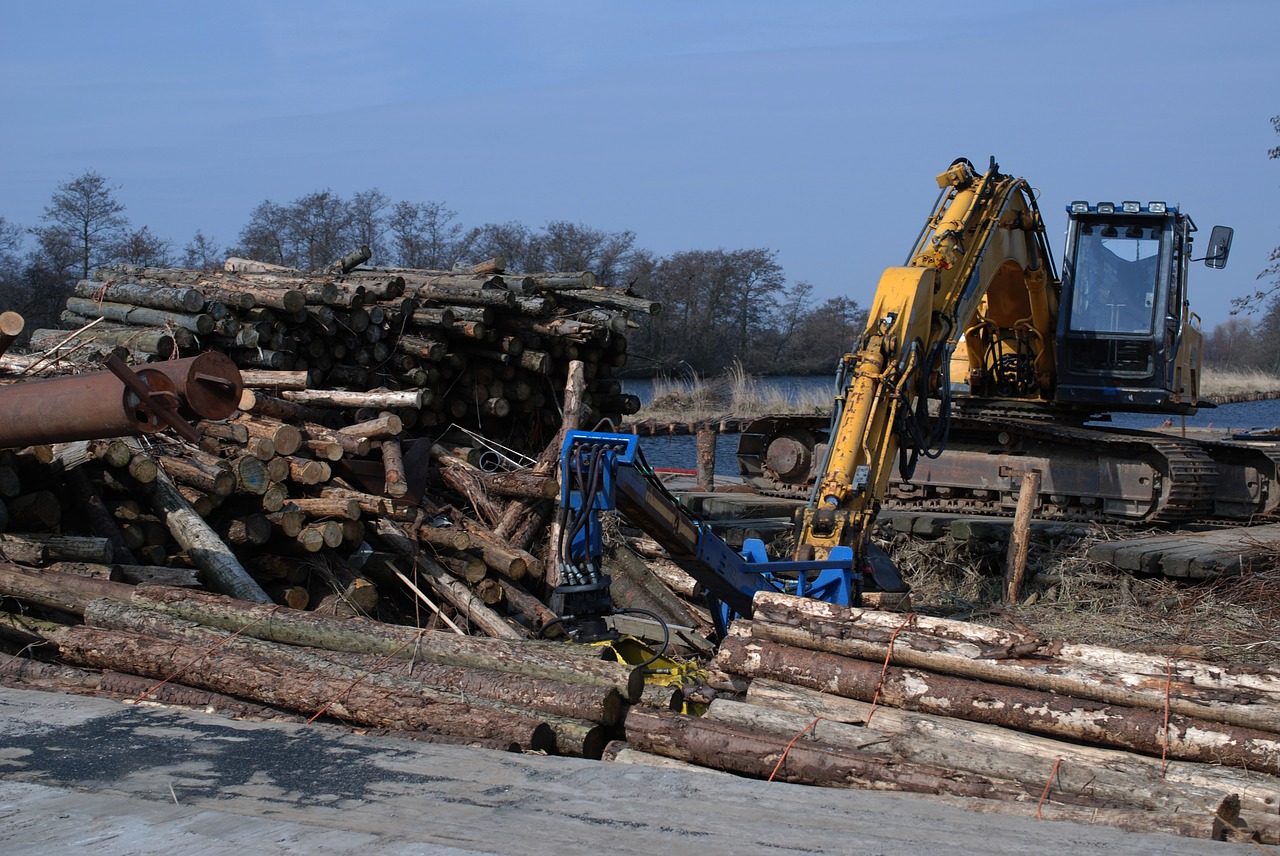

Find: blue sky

[1,1,1276,330]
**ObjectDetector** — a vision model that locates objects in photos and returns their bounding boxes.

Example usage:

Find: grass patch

[639,362,831,423]
[1200,366,1280,398]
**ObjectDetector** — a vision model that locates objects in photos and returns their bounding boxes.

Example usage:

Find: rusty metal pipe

[0,353,243,448]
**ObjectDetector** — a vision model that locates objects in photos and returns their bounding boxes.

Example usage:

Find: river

[619,376,1280,474]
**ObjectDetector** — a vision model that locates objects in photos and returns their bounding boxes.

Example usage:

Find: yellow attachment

[592,635,708,714]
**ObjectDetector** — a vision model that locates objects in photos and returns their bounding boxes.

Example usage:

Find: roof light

[1122,201,1140,213]
[1096,201,1115,214]
[1148,201,1167,213]
[1069,200,1089,213]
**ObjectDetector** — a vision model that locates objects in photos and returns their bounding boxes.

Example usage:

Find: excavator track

[737,414,1279,525]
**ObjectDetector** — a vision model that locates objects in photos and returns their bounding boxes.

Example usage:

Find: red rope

[1036,758,1064,819]
[767,717,822,782]
[864,612,914,727]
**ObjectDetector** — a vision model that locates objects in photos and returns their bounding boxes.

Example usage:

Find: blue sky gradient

[1,1,1276,328]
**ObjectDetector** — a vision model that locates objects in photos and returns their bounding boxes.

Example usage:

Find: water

[620,375,1280,474]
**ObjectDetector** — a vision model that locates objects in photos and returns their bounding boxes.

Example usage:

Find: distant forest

[0,171,866,378]
[4,166,1280,378]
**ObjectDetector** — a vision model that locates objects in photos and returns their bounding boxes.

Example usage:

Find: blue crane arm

[557,431,858,637]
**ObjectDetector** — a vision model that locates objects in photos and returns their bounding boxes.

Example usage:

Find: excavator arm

[796,158,1058,568]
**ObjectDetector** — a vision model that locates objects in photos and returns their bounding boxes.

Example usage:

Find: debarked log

[624,707,1071,803]
[748,592,1280,735]
[744,678,1280,822]
[714,635,1280,775]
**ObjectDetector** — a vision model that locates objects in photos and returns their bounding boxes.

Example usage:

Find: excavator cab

[1054,201,1230,415]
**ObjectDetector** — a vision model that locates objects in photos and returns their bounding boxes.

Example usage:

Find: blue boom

[553,430,860,638]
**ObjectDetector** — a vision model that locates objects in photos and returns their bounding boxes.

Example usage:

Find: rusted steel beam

[0,353,242,448]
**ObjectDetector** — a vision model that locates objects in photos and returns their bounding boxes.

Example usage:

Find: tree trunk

[624,707,1067,802]
[745,677,1280,822]
[130,441,270,603]
[715,634,1280,775]
[50,623,556,751]
[127,584,644,701]
[748,592,1280,735]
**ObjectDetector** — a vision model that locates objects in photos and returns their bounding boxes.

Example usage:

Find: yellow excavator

[740,156,1261,535]
[552,157,1248,656]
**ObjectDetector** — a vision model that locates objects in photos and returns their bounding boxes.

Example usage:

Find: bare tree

[181,230,224,270]
[236,200,291,266]
[540,221,636,287]
[388,200,465,269]
[1232,114,1280,315]
[350,188,390,264]
[285,190,354,270]
[462,221,542,272]
[33,169,129,282]
[114,225,173,268]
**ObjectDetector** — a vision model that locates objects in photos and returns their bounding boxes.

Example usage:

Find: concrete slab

[0,687,1231,855]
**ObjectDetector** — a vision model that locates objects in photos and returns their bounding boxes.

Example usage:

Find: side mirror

[1204,225,1233,269]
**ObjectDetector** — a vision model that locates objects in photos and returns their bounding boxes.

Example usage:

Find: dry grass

[637,362,831,423]
[883,528,1280,667]
[635,364,1280,424]
[1200,366,1280,398]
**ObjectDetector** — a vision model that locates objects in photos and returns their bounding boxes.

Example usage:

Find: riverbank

[624,366,1280,426]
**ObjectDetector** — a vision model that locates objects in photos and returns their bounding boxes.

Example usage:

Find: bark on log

[380,437,408,498]
[50,622,555,751]
[459,518,542,581]
[748,592,1280,735]
[373,518,524,639]
[745,678,1280,821]
[126,585,645,701]
[624,708,1072,802]
[0,562,135,615]
[0,533,114,564]
[283,388,426,409]
[715,634,1280,775]
[237,370,309,391]
[74,280,205,313]
[129,441,270,603]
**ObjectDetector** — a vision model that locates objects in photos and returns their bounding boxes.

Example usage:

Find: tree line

[0,170,866,377]
[6,114,1279,380]
[1206,114,1280,371]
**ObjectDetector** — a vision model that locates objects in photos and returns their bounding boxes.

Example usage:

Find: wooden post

[1005,469,1040,603]
[695,426,716,491]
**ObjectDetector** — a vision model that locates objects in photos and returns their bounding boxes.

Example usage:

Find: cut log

[715,634,1280,775]
[747,592,1280,734]
[624,707,1073,803]
[127,585,644,701]
[128,441,270,604]
[745,678,1280,821]
[50,622,555,751]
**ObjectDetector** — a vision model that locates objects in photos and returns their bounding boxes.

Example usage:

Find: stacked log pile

[0,253,655,629]
[602,590,1280,843]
